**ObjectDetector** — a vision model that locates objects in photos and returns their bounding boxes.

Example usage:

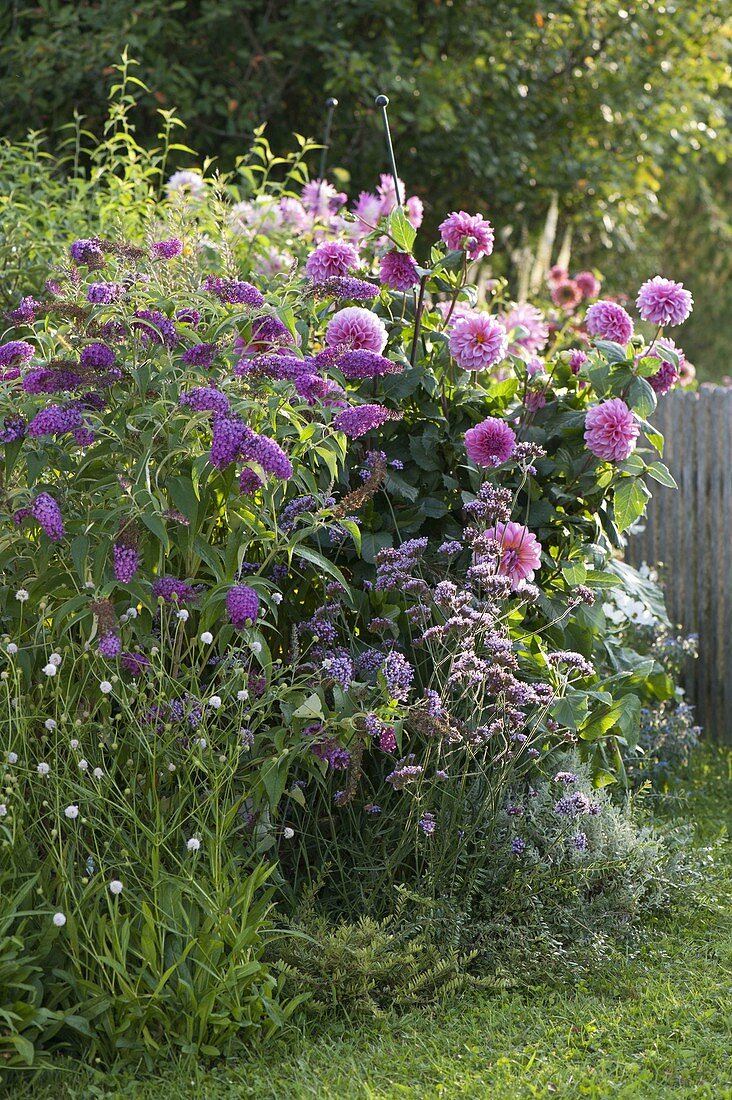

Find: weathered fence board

[626,387,732,742]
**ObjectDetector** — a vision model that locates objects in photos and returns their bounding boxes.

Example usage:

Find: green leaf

[386,207,416,253]
[645,461,677,489]
[594,340,630,364]
[580,694,641,743]
[551,690,590,730]
[627,376,657,418]
[613,477,649,533]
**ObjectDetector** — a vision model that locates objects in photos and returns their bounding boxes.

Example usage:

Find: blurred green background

[1,1,730,377]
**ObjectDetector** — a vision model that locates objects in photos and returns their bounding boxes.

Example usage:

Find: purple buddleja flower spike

[152,576,198,603]
[7,296,39,325]
[27,405,83,438]
[132,309,177,347]
[80,343,116,371]
[152,238,184,259]
[332,403,402,439]
[202,276,264,307]
[70,238,105,268]
[210,413,246,469]
[112,521,141,584]
[226,585,260,627]
[0,341,34,367]
[180,386,230,414]
[31,492,65,541]
[91,599,120,658]
[239,428,293,479]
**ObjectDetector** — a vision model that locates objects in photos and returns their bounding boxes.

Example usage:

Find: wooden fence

[626,386,732,742]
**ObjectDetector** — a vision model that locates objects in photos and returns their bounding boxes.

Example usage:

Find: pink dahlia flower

[569,349,588,375]
[405,195,424,229]
[301,178,346,218]
[678,359,696,387]
[551,280,582,309]
[449,312,508,371]
[326,307,388,353]
[439,211,495,261]
[585,300,634,345]
[584,398,639,462]
[636,276,693,326]
[464,417,516,467]
[379,250,419,291]
[501,303,549,356]
[575,270,601,299]
[377,173,406,214]
[306,241,360,282]
[648,360,678,395]
[279,196,311,232]
[485,521,542,590]
[547,264,568,288]
[351,191,383,237]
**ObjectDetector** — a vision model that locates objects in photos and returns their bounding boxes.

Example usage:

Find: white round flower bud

[42,663,57,677]
[52,912,67,927]
[64,804,79,819]
[283,827,295,840]
[208,695,222,709]
[108,880,123,896]
[6,643,18,655]
[200,631,213,645]
[15,589,29,602]
[44,718,57,731]
[99,681,113,694]
[186,837,201,852]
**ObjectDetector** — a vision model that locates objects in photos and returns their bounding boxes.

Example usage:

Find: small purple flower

[22,368,84,395]
[0,341,34,367]
[80,342,116,371]
[87,282,125,305]
[310,276,378,301]
[70,238,105,267]
[31,492,65,541]
[176,308,201,326]
[180,386,230,414]
[239,468,264,495]
[153,238,184,259]
[203,276,264,307]
[569,349,588,375]
[98,633,121,658]
[333,403,400,439]
[7,296,39,325]
[132,309,177,347]
[239,429,293,480]
[570,832,588,851]
[210,413,246,469]
[553,771,579,785]
[113,544,140,584]
[338,350,402,381]
[72,427,95,447]
[226,584,260,628]
[0,416,26,443]
[511,836,526,855]
[121,651,150,677]
[152,576,197,603]
[27,405,83,438]
[648,359,678,395]
[419,812,436,835]
[381,650,413,701]
[181,343,218,368]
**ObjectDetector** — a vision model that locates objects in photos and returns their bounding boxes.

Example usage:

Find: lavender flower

[70,238,105,267]
[7,296,39,324]
[511,837,526,855]
[113,544,139,584]
[338,350,402,380]
[98,632,121,658]
[239,429,293,479]
[132,309,177,347]
[80,343,116,370]
[419,812,436,835]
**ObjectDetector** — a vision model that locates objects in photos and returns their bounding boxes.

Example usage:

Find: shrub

[0,146,700,1058]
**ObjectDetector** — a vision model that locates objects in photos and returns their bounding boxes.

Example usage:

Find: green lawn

[5,751,731,1100]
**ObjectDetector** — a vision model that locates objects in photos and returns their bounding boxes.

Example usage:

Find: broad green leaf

[613,477,649,532]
